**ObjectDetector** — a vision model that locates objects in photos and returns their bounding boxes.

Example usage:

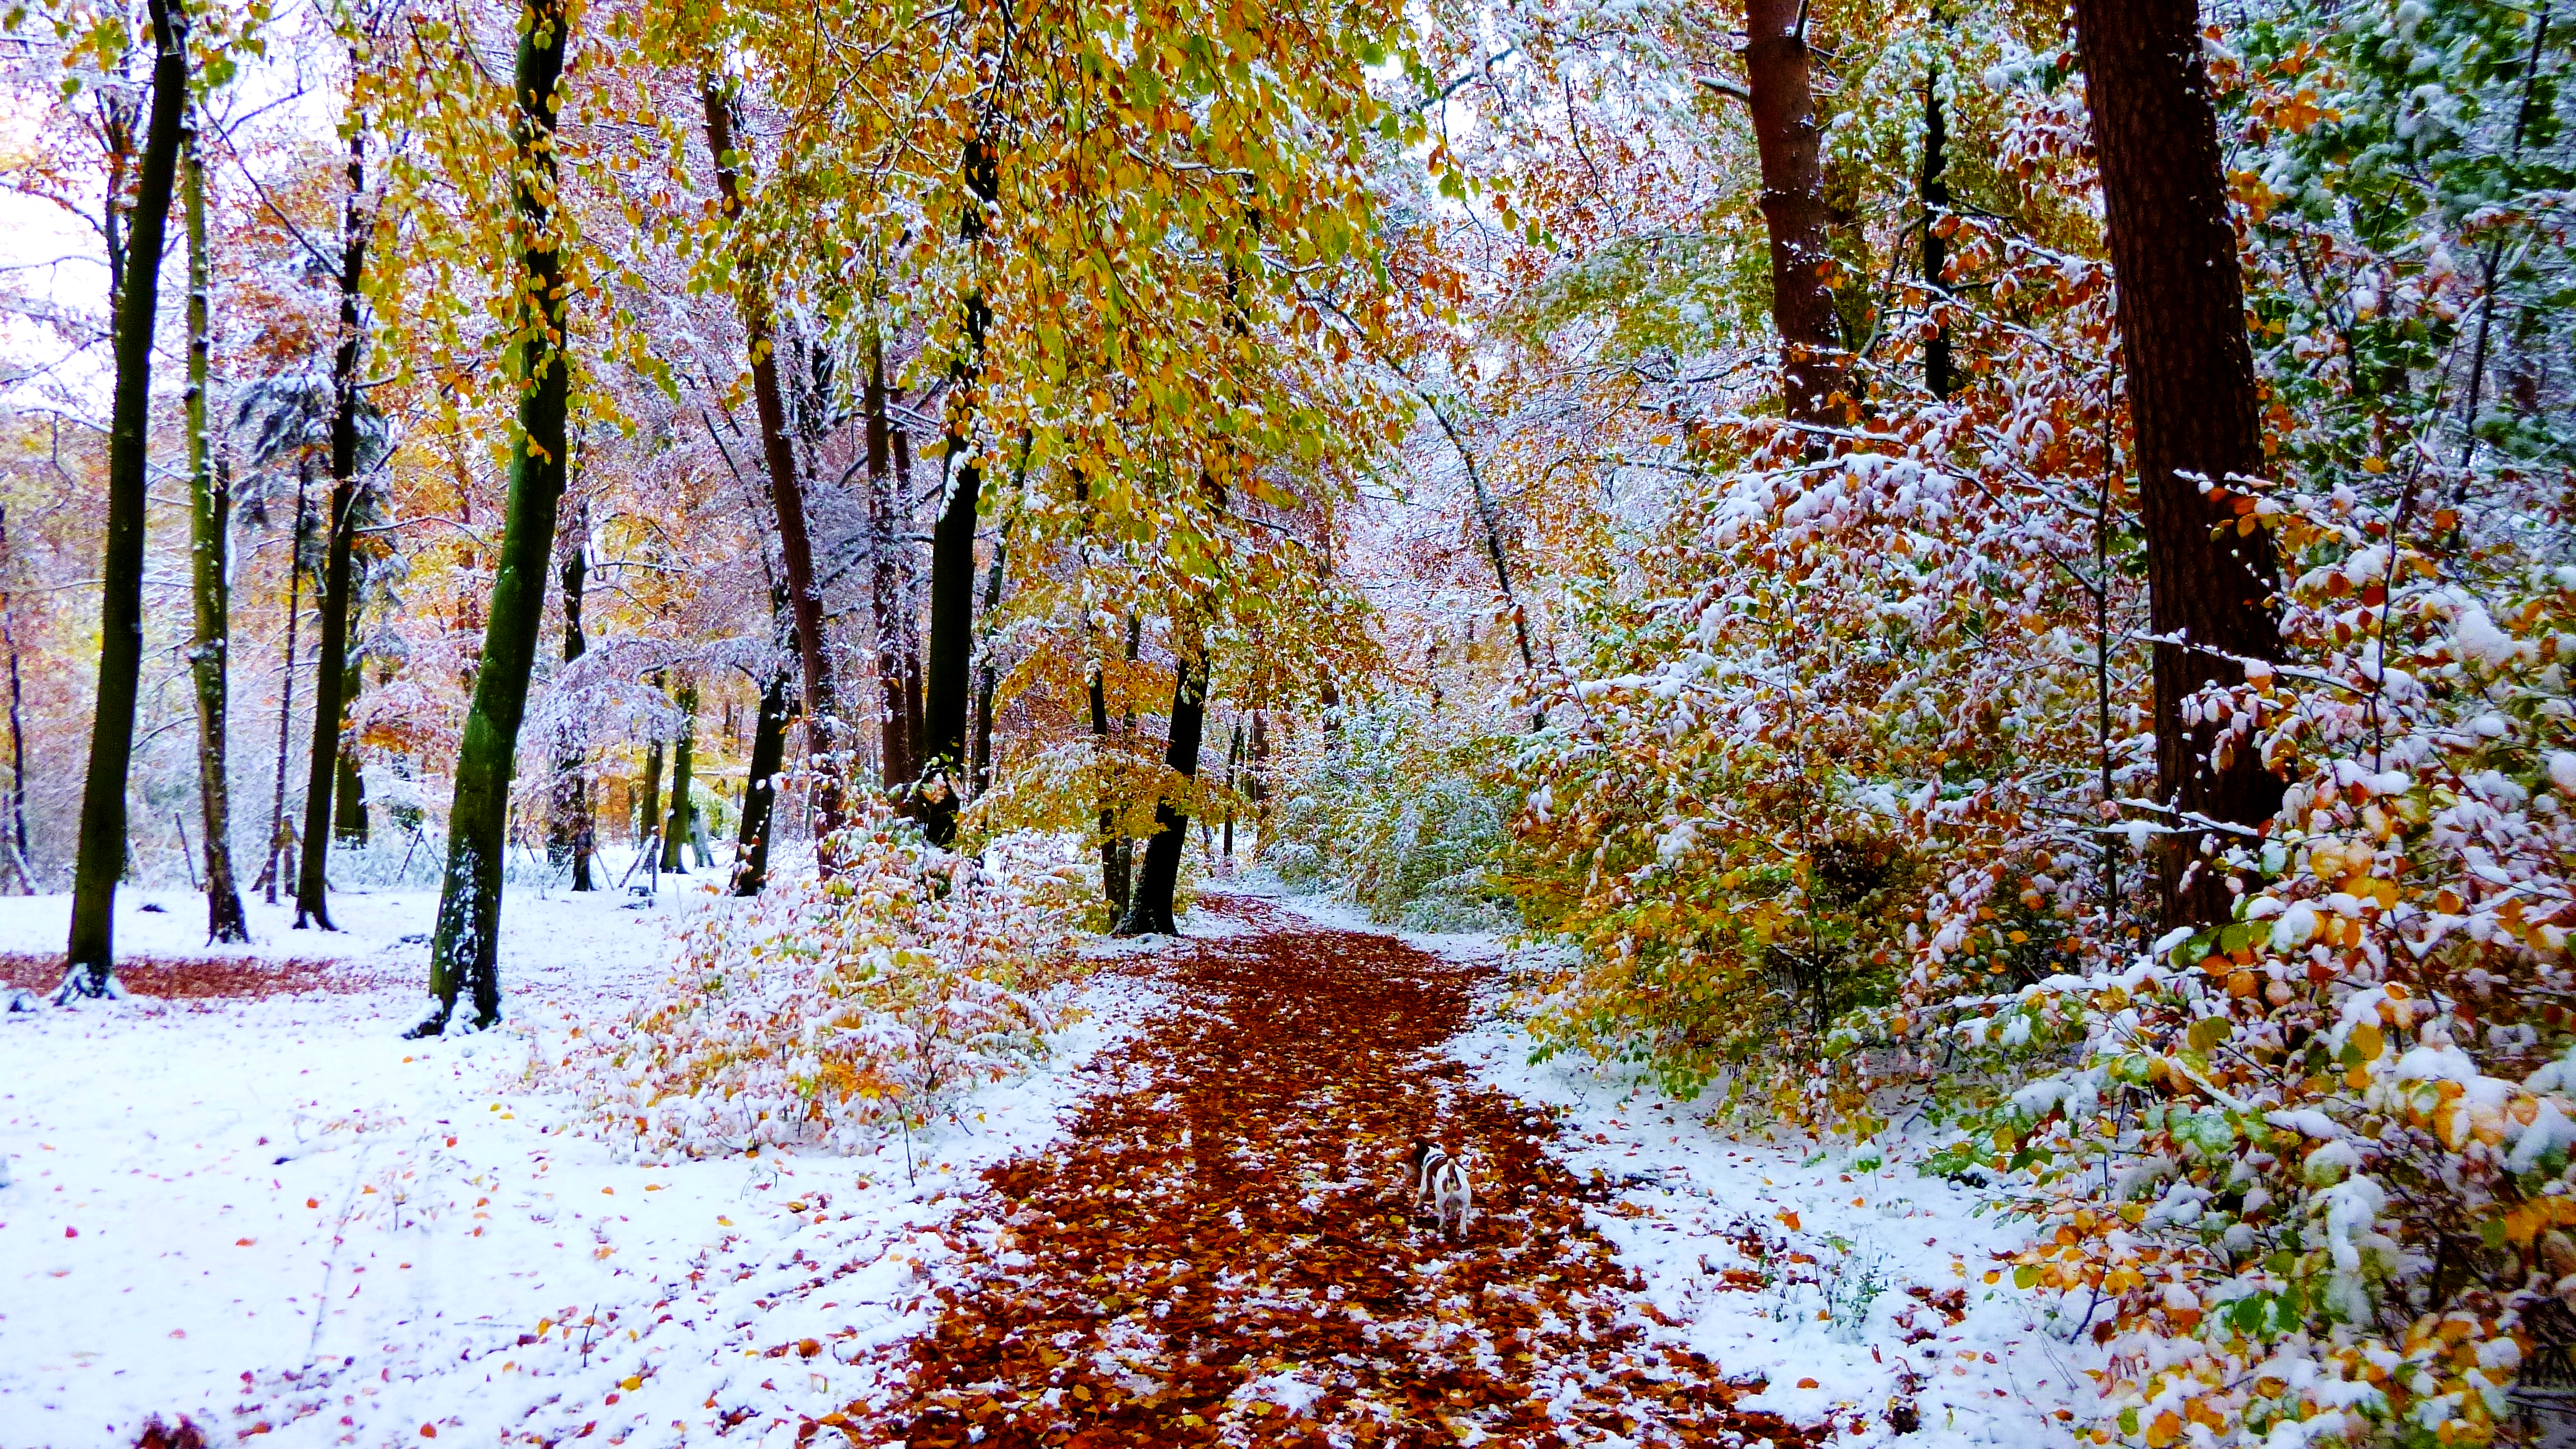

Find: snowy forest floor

[0,882,2092,1449]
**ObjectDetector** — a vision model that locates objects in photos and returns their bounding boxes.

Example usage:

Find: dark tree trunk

[2075,0,2284,925]
[548,501,592,888]
[1116,647,1206,937]
[702,79,842,847]
[1921,53,1955,402]
[865,343,912,799]
[294,120,371,931]
[2,507,31,888]
[660,676,697,873]
[970,540,1006,798]
[1090,659,1127,918]
[256,475,311,906]
[181,115,249,941]
[416,0,571,1035]
[731,662,790,895]
[1247,708,1267,859]
[333,651,367,845]
[63,0,187,999]
[1743,0,1844,433]
[920,138,1000,849]
[1221,721,1243,860]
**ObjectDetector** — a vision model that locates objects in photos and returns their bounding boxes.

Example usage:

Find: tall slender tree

[701,78,843,847]
[182,91,249,943]
[2072,0,2283,924]
[255,476,311,905]
[970,539,1006,797]
[61,0,190,1000]
[0,506,31,891]
[294,109,373,931]
[414,0,572,1034]
[1920,36,1955,402]
[864,342,912,801]
[547,498,593,889]
[920,135,1000,848]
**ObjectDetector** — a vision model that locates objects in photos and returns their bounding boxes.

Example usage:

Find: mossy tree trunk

[637,737,663,848]
[63,0,189,1000]
[414,0,572,1034]
[660,676,697,873]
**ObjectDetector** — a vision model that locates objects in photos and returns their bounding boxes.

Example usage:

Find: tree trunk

[637,736,663,849]
[415,0,571,1035]
[181,111,250,941]
[1116,645,1205,938]
[1921,50,1955,402]
[1221,721,1243,861]
[62,0,188,1000]
[865,343,912,801]
[660,676,697,873]
[1743,0,1844,433]
[2074,0,2283,925]
[1247,708,1267,860]
[731,660,789,895]
[294,119,371,931]
[1090,659,1127,918]
[333,600,368,846]
[970,539,1006,798]
[548,500,592,888]
[256,473,311,905]
[920,137,1000,849]
[702,78,842,847]
[0,508,32,893]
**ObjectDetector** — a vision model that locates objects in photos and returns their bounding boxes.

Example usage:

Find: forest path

[828,897,1815,1448]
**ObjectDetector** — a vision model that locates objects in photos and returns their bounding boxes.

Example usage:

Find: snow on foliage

[536,822,1092,1158]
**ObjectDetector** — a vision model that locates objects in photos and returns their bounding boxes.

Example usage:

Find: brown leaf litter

[799,897,1818,1448]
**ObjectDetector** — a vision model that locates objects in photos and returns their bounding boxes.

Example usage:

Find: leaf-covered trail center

[836,898,1816,1448]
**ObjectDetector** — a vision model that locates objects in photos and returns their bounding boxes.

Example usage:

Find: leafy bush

[536,821,1091,1158]
[1266,698,1519,931]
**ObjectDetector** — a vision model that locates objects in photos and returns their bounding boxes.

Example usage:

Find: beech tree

[181,77,249,944]
[2072,0,2283,924]
[293,99,373,931]
[415,0,572,1034]
[60,0,190,1000]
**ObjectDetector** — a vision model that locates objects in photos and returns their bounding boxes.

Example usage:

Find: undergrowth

[535,820,1091,1158]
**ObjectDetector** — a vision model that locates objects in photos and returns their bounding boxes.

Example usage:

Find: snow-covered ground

[7,874,2087,1448]
[0,882,1164,1448]
[1254,884,2092,1449]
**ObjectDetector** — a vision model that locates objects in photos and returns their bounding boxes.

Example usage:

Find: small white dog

[1409,1138,1473,1240]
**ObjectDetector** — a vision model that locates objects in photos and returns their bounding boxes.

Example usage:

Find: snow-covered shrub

[536,822,1090,1158]
[1267,698,1518,930]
